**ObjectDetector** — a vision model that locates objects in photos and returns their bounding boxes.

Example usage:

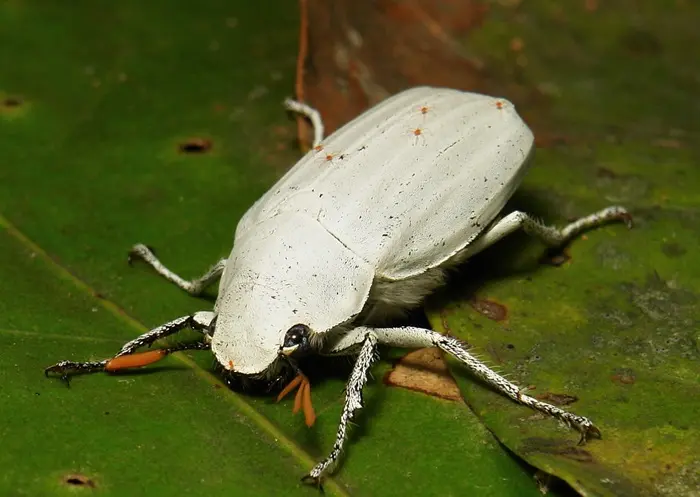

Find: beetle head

[210,280,319,377]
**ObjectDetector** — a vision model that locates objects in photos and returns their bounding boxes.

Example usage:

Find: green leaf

[1,1,550,495]
[429,2,700,496]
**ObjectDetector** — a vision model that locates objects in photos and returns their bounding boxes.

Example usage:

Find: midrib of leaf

[0,212,350,497]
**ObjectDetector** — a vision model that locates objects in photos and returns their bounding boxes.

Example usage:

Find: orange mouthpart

[276,373,316,427]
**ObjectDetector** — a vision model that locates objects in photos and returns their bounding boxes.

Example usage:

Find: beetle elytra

[46,86,631,485]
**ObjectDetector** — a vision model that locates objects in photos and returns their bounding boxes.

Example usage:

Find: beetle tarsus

[300,474,325,494]
[620,211,634,229]
[127,243,225,296]
[577,423,602,445]
[44,360,108,380]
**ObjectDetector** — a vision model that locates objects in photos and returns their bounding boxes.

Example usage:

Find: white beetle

[47,87,630,484]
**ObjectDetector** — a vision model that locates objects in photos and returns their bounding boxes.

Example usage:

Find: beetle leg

[114,312,214,356]
[45,312,214,381]
[303,331,378,485]
[128,244,226,296]
[365,326,601,443]
[283,98,325,149]
[463,206,632,259]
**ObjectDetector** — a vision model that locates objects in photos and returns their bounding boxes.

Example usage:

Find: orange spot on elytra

[313,144,323,151]
[276,373,316,427]
[495,101,504,110]
[227,360,234,370]
[420,105,429,115]
[413,128,423,136]
[325,153,334,161]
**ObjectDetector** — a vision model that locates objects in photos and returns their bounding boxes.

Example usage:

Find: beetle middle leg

[128,243,225,296]
[45,312,215,381]
[463,205,632,259]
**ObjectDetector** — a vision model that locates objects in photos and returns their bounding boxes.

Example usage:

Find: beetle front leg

[364,326,600,443]
[303,331,379,486]
[463,206,632,259]
[128,244,226,296]
[45,312,214,381]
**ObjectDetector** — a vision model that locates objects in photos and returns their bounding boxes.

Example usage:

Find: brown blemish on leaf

[384,347,462,401]
[585,0,599,12]
[509,37,524,52]
[294,0,489,138]
[620,28,662,56]
[652,138,682,149]
[661,242,686,258]
[2,96,22,108]
[63,474,96,488]
[522,438,594,463]
[1,94,28,118]
[533,133,570,148]
[294,0,312,148]
[597,167,619,179]
[439,308,454,335]
[535,392,579,406]
[470,297,507,321]
[540,248,571,267]
[556,446,595,463]
[611,368,636,385]
[178,138,212,154]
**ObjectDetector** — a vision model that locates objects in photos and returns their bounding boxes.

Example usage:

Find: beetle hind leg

[283,98,325,149]
[435,332,601,442]
[533,205,632,246]
[361,326,602,443]
[128,243,225,296]
[463,205,632,259]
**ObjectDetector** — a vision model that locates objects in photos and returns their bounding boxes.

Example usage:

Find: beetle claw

[127,244,157,266]
[301,474,324,493]
[577,424,602,445]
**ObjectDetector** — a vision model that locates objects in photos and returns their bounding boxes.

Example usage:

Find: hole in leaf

[2,97,22,108]
[179,138,212,153]
[63,474,96,488]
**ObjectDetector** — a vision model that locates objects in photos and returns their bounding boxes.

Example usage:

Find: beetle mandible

[46,86,631,484]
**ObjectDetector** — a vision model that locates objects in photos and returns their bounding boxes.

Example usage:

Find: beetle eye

[281,324,311,356]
